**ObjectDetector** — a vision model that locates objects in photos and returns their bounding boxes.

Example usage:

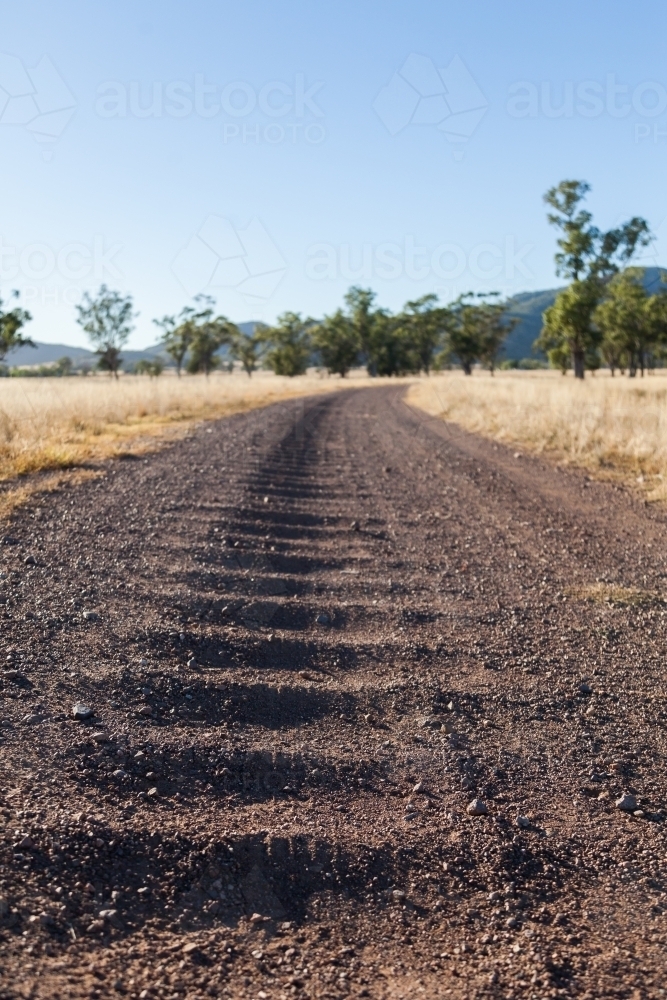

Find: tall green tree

[263,312,312,376]
[311,310,360,377]
[154,307,196,376]
[474,294,520,374]
[538,280,602,378]
[343,287,383,375]
[0,291,34,364]
[438,293,508,375]
[397,294,449,374]
[185,296,237,376]
[134,357,164,378]
[75,285,136,378]
[228,323,267,376]
[594,270,650,376]
[536,180,651,378]
[368,312,417,376]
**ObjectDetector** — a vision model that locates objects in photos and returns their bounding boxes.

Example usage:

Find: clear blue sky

[3,0,667,348]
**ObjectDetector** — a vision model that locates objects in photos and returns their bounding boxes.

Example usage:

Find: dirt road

[1,385,666,999]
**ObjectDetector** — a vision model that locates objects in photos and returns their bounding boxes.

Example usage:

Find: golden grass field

[407,369,667,502]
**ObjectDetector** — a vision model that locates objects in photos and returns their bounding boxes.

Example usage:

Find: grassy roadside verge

[407,369,667,502]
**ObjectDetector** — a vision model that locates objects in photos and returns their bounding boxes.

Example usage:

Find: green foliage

[262,312,312,376]
[154,309,196,376]
[396,294,450,374]
[0,291,33,364]
[367,312,416,376]
[537,279,602,378]
[332,286,414,376]
[498,358,548,370]
[594,269,667,376]
[343,287,378,374]
[9,356,73,378]
[184,296,237,376]
[76,285,136,379]
[475,295,520,373]
[547,344,571,374]
[538,180,652,377]
[311,310,360,377]
[134,357,164,377]
[228,324,267,376]
[436,293,516,375]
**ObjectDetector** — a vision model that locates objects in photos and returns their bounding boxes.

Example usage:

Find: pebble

[516,816,530,829]
[316,613,330,626]
[138,705,153,717]
[392,890,406,901]
[350,520,360,531]
[82,611,99,621]
[616,793,638,812]
[99,908,122,929]
[72,703,94,721]
[579,683,592,695]
[467,798,488,816]
[412,781,424,794]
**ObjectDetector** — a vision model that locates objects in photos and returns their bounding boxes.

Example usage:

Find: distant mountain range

[6,322,258,369]
[8,273,667,367]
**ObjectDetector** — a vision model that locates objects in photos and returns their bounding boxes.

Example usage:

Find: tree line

[0,285,520,379]
[1,179,664,380]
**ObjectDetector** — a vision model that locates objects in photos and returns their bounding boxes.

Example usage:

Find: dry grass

[0,369,362,479]
[565,582,662,606]
[0,368,379,516]
[408,369,667,499]
[0,469,104,520]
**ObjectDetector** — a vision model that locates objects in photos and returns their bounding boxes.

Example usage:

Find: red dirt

[1,385,666,999]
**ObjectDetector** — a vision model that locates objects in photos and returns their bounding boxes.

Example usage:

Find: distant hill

[8,320,262,370]
[502,266,667,360]
[8,341,168,369]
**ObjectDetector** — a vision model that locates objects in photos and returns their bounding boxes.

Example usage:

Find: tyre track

[0,386,666,998]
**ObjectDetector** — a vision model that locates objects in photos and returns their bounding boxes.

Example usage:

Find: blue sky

[3,0,667,347]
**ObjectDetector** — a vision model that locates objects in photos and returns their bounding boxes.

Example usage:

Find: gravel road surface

[1,386,666,999]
